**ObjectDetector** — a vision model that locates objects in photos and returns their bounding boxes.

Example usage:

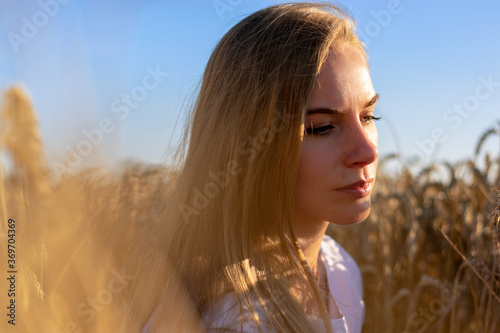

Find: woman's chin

[329,201,371,226]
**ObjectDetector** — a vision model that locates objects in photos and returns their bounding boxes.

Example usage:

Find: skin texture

[292,43,379,318]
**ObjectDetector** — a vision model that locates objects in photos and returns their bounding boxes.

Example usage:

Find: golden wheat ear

[0,86,50,195]
[491,187,500,264]
[491,186,500,229]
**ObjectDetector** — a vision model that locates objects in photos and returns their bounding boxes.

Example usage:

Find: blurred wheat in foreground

[0,86,499,332]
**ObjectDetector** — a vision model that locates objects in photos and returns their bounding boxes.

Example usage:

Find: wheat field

[0,86,498,332]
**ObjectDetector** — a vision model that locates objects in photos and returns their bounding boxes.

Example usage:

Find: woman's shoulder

[321,234,362,279]
[203,293,349,333]
[321,234,365,333]
[321,233,363,294]
[202,236,363,332]
[202,293,276,332]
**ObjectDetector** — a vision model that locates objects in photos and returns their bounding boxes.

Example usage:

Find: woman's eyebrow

[306,93,380,115]
[365,93,380,108]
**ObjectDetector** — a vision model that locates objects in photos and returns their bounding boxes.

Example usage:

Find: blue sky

[1,0,499,175]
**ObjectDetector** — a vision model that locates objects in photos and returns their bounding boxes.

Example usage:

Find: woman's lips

[335,179,374,198]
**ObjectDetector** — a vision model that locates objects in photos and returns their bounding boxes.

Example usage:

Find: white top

[203,234,365,332]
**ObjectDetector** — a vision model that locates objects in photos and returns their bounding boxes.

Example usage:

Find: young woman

[134,2,379,332]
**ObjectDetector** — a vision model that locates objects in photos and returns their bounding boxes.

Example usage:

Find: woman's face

[293,43,379,227]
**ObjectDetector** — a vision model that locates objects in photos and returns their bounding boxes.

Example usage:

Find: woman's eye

[362,115,382,124]
[304,124,334,136]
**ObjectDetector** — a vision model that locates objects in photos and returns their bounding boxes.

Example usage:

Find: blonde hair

[129,3,366,332]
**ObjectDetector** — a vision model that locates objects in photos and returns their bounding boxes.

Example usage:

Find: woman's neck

[292,211,329,275]
[290,212,335,317]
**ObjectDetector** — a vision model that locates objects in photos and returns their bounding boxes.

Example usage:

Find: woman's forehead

[310,45,374,109]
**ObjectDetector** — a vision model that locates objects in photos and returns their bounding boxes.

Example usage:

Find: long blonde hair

[129,3,366,332]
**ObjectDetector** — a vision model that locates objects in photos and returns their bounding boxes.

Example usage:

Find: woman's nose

[343,124,378,168]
